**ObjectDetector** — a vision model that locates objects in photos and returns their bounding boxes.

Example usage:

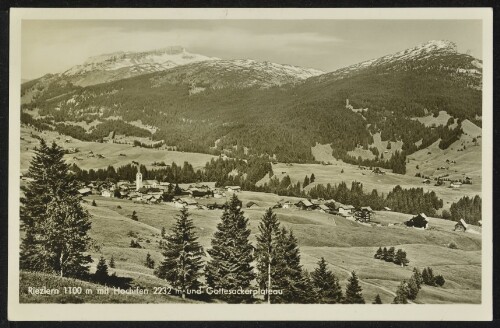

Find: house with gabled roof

[454,219,468,232]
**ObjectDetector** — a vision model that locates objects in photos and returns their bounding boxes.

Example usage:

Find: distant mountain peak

[61,46,218,86]
[317,39,480,84]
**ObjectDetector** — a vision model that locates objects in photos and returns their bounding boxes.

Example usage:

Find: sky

[21,19,482,80]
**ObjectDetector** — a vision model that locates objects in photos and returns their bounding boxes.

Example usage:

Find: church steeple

[136,165,143,191]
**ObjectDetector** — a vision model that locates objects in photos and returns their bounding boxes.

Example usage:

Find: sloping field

[20,126,216,172]
[19,271,197,303]
[82,192,481,304]
[262,161,480,210]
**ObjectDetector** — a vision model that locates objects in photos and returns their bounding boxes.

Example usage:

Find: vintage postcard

[8,8,493,321]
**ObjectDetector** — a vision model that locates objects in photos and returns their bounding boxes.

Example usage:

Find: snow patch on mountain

[200,59,324,81]
[63,46,217,77]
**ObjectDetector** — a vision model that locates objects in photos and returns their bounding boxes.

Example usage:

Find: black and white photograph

[8,8,493,321]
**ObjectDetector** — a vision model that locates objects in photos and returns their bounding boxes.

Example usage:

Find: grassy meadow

[21,192,480,304]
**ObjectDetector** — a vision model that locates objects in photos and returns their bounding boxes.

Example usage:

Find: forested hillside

[21,41,482,170]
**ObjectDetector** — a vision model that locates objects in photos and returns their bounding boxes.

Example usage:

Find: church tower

[136,166,143,191]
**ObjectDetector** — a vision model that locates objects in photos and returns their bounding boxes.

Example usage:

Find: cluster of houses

[77,169,245,209]
[272,199,382,223]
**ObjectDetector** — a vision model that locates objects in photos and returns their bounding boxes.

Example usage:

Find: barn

[454,219,468,232]
[405,213,429,229]
[78,188,92,196]
[296,200,314,210]
[246,201,259,208]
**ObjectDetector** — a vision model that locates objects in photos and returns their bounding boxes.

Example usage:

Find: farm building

[246,201,259,208]
[454,219,468,232]
[361,206,374,213]
[450,181,462,188]
[101,190,112,198]
[405,213,429,229]
[355,208,372,222]
[296,200,314,210]
[78,188,92,196]
[317,204,330,213]
[225,186,241,193]
[282,201,294,209]
[338,204,355,216]
[143,179,159,189]
[174,198,198,209]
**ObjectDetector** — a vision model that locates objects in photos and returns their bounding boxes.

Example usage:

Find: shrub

[434,275,445,287]
[92,200,97,207]
[448,242,458,249]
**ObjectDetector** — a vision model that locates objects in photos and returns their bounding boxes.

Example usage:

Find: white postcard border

[8,7,493,321]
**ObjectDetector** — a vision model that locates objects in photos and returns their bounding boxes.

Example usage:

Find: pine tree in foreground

[393,280,409,304]
[255,208,280,304]
[94,256,109,283]
[205,194,255,303]
[20,139,92,278]
[373,294,383,304]
[343,271,365,304]
[155,207,204,299]
[271,227,315,303]
[311,257,343,303]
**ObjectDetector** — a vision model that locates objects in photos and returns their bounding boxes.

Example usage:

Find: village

[72,166,478,233]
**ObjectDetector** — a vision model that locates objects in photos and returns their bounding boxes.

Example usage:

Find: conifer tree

[145,253,155,269]
[298,269,319,303]
[382,247,388,261]
[310,173,316,183]
[386,247,395,262]
[205,194,255,303]
[92,199,97,206]
[374,247,383,259]
[94,256,109,283]
[393,280,409,304]
[131,210,138,221]
[161,226,166,238]
[412,267,423,289]
[303,175,310,188]
[343,271,365,304]
[373,294,383,304]
[109,255,115,268]
[255,208,280,303]
[155,207,204,299]
[422,267,435,286]
[394,249,409,267]
[311,257,343,303]
[407,276,419,300]
[20,139,92,278]
[434,275,445,287]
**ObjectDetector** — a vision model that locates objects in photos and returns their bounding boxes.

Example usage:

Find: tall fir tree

[155,207,204,299]
[255,208,280,303]
[205,194,255,303]
[393,280,409,304]
[20,139,92,278]
[311,257,343,303]
[343,271,365,304]
[374,247,383,259]
[412,267,423,289]
[94,256,109,283]
[407,276,420,300]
